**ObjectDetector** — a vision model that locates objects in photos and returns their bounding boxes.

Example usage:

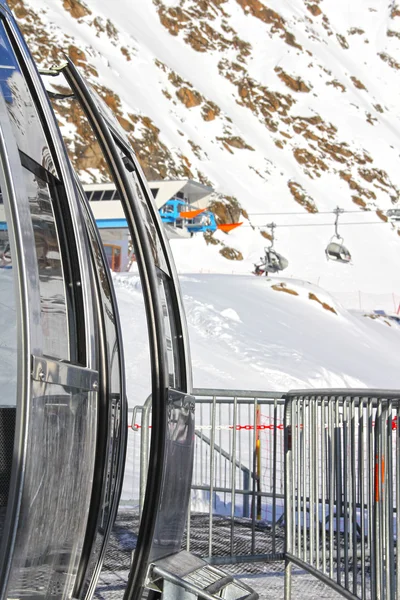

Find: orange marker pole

[256,405,261,520]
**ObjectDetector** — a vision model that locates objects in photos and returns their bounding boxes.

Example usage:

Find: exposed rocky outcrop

[351,76,367,90]
[306,4,322,17]
[288,181,318,212]
[275,68,311,93]
[378,52,400,70]
[219,247,243,260]
[271,283,299,295]
[63,0,91,19]
[308,293,337,314]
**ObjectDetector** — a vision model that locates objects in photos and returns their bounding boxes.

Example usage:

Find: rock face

[7,0,400,259]
[62,0,91,19]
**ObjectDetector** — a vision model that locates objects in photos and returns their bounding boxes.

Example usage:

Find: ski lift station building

[84,179,213,271]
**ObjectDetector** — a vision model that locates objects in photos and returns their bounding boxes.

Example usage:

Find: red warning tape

[129,423,284,430]
[129,417,398,431]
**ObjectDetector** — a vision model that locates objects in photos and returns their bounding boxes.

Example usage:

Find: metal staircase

[147,551,258,600]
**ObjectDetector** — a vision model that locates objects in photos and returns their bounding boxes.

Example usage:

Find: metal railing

[131,387,400,598]
[284,389,400,600]
[188,388,285,564]
[132,389,286,563]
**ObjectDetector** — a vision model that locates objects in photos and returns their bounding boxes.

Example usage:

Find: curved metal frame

[61,60,171,600]
[0,75,38,599]
[2,4,96,365]
[5,14,130,590]
[0,6,193,599]
[76,76,192,393]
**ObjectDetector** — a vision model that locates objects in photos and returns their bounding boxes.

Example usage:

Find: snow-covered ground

[116,271,400,403]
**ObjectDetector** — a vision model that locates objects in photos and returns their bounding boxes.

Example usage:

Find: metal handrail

[193,388,285,399]
[194,430,250,477]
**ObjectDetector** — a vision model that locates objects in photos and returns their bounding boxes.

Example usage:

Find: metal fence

[132,388,400,598]
[188,388,285,563]
[132,389,286,563]
[284,390,400,600]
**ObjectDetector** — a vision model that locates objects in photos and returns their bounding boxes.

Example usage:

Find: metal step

[146,551,258,600]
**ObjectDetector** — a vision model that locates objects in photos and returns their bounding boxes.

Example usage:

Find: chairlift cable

[241,221,388,228]
[248,210,382,216]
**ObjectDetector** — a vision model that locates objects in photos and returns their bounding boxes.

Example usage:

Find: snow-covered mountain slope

[115,273,400,398]
[9,0,400,294]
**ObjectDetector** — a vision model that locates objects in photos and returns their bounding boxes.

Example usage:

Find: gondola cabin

[0,3,256,600]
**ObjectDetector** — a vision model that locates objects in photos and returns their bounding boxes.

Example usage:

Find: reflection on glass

[132,170,170,274]
[0,224,17,398]
[0,21,56,176]
[151,390,194,560]
[6,382,97,600]
[104,243,121,272]
[157,269,181,391]
[24,168,69,359]
[116,147,169,274]
[76,210,124,597]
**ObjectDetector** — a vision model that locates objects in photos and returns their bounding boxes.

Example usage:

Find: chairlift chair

[254,247,288,275]
[325,237,352,263]
[265,248,289,272]
[253,221,289,276]
[386,208,400,222]
[325,207,352,264]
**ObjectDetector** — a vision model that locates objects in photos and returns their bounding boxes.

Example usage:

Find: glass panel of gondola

[114,144,194,562]
[99,99,194,562]
[59,62,194,595]
[117,147,183,391]
[45,88,152,595]
[0,11,99,600]
[72,187,126,600]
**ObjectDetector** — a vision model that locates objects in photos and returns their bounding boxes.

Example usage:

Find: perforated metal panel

[0,407,15,507]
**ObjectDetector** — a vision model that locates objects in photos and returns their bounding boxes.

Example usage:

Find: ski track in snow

[115,272,400,400]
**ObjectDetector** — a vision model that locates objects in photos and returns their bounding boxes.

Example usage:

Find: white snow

[116,272,400,401]
[117,270,400,507]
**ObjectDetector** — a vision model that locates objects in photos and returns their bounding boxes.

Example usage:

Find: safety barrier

[188,389,285,563]
[132,389,286,564]
[132,388,400,597]
[284,390,400,600]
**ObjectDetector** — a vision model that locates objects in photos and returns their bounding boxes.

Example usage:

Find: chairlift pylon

[325,207,352,264]
[253,222,289,275]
